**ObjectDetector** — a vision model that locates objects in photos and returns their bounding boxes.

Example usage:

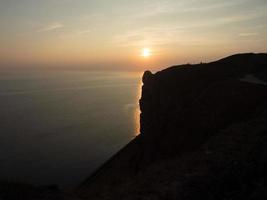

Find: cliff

[139,53,267,161]
[76,53,267,200]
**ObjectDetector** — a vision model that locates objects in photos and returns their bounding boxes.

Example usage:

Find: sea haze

[0,70,142,187]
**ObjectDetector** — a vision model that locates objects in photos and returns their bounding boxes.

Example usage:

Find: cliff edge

[78,53,267,200]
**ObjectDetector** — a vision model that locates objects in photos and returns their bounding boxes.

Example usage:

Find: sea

[0,70,142,187]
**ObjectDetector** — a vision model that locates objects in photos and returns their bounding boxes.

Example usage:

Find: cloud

[58,29,92,39]
[36,22,64,32]
[238,32,259,37]
[132,0,249,21]
[177,0,248,13]
[77,29,91,35]
[112,11,264,47]
[112,27,178,47]
[135,0,174,18]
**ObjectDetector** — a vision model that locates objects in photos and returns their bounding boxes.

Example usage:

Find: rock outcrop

[139,53,267,160]
[78,53,267,200]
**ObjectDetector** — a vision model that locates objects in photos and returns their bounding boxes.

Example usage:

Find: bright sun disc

[142,48,151,57]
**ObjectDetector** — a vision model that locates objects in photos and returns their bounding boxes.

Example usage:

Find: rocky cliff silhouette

[77,53,267,200]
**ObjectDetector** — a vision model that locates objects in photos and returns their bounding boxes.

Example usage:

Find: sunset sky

[0,0,267,70]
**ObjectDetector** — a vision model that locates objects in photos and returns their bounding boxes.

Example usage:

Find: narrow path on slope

[239,74,267,86]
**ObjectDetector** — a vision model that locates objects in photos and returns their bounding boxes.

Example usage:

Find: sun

[142,48,151,58]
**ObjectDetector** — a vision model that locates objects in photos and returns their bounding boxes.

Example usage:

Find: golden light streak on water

[134,75,143,136]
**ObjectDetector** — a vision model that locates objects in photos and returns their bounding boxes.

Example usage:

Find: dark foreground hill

[77,53,267,200]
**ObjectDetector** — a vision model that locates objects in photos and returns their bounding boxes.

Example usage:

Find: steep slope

[78,53,267,200]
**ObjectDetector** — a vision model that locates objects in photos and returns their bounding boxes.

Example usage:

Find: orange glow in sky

[0,0,266,70]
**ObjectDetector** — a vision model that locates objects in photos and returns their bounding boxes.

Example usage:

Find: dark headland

[1,53,267,200]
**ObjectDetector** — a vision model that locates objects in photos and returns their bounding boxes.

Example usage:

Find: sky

[0,0,267,71]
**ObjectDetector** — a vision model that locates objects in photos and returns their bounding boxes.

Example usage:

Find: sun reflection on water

[134,78,142,136]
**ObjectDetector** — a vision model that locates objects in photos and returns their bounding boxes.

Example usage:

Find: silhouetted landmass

[77,53,267,199]
[1,53,267,200]
[0,181,64,200]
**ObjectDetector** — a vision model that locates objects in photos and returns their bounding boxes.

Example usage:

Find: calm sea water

[0,70,142,187]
